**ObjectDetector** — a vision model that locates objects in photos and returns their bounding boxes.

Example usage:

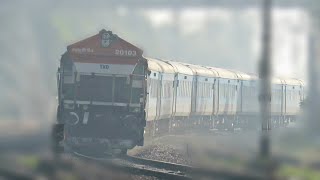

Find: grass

[17,155,39,169]
[278,165,320,180]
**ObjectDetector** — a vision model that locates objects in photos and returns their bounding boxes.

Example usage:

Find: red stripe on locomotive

[67,29,143,65]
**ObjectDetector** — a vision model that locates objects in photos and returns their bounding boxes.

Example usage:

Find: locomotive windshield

[59,60,145,105]
[75,75,142,103]
[76,75,115,102]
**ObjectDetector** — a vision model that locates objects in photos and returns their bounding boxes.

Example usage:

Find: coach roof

[146,57,162,72]
[145,57,175,73]
[228,70,255,81]
[181,63,218,77]
[206,66,238,80]
[272,77,285,85]
[283,78,304,86]
[163,60,193,75]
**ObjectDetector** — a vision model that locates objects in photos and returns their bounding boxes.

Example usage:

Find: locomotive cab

[53,30,147,155]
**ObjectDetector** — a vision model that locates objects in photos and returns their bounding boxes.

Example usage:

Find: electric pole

[259,0,272,159]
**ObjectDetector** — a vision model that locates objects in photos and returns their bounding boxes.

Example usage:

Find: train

[52,29,305,155]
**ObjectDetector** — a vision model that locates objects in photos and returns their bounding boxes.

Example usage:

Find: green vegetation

[17,156,39,169]
[278,165,320,180]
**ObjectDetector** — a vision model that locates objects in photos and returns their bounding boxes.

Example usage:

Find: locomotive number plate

[115,49,137,57]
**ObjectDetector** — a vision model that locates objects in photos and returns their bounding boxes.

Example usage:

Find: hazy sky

[144,8,309,79]
[0,4,310,123]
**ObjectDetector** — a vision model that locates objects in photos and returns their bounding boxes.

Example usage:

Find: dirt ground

[129,130,259,169]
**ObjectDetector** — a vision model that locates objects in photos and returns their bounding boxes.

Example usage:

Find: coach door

[172,73,178,118]
[212,79,217,116]
[191,76,198,114]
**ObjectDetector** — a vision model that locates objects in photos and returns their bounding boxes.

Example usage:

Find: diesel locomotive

[53,30,147,154]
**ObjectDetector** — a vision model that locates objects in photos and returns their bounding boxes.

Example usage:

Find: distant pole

[259,0,272,159]
[307,32,320,134]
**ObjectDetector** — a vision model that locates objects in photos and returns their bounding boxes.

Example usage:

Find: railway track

[72,151,265,179]
[0,152,264,180]
[73,151,191,179]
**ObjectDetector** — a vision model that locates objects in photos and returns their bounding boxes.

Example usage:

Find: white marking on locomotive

[101,32,112,47]
[115,49,137,57]
[71,48,94,53]
[69,112,79,125]
[74,63,135,75]
[64,100,141,107]
[83,112,90,124]
[100,64,109,69]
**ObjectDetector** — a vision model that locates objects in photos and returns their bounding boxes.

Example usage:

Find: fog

[0,1,309,125]
[1,0,319,179]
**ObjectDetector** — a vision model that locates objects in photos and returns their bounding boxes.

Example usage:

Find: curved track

[72,151,265,179]
[73,151,191,179]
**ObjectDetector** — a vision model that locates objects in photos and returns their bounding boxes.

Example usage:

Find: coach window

[183,82,185,97]
[150,81,155,97]
[187,82,190,97]
[183,82,186,97]
[200,83,203,97]
[164,81,168,96]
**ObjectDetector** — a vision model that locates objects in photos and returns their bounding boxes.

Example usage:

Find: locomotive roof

[180,63,218,77]
[66,29,143,65]
[145,57,175,73]
[205,66,238,79]
[162,60,193,75]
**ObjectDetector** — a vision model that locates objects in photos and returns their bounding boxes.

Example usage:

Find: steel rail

[72,151,265,179]
[123,155,264,180]
[122,155,192,173]
[72,151,191,179]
